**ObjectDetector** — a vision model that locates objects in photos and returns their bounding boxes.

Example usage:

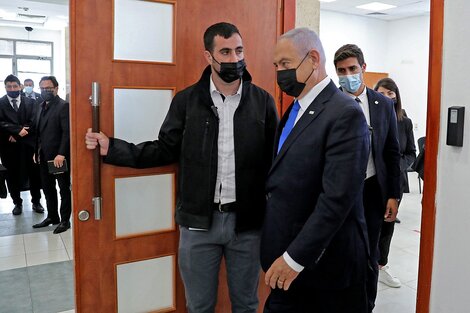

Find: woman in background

[374,78,416,288]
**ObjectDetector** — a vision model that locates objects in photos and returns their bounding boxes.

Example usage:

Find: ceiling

[0,0,68,30]
[0,0,430,31]
[320,0,431,21]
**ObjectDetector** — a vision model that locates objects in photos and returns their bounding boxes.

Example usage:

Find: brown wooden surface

[416,0,443,312]
[279,0,297,116]
[363,71,388,89]
[71,0,290,312]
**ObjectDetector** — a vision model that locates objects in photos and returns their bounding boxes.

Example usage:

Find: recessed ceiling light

[319,0,337,3]
[356,2,396,11]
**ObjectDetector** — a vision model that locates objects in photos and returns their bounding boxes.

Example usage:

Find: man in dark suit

[261,28,370,313]
[334,44,401,312]
[32,76,71,234]
[0,74,43,215]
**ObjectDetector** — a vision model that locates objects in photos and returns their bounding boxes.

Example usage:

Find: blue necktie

[277,100,301,153]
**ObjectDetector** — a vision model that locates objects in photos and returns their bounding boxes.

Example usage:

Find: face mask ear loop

[296,52,314,84]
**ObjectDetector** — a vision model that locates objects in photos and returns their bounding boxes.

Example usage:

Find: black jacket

[0,95,37,148]
[397,116,416,194]
[36,95,70,161]
[104,66,279,231]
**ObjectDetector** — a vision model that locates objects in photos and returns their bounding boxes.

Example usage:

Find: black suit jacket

[365,88,401,203]
[36,96,70,161]
[0,95,37,148]
[260,81,370,290]
[398,116,416,194]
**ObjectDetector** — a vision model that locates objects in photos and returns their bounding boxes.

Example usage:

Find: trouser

[39,159,71,222]
[363,175,385,313]
[1,144,41,205]
[178,210,260,313]
[378,220,396,266]
[263,282,368,313]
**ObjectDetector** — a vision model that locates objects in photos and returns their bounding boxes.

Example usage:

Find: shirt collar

[7,95,20,102]
[343,84,367,101]
[296,75,330,111]
[209,75,243,97]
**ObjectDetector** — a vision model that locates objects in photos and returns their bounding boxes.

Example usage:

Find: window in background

[0,38,53,89]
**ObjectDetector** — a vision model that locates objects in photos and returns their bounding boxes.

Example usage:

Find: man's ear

[362,62,367,73]
[204,50,213,66]
[308,49,321,68]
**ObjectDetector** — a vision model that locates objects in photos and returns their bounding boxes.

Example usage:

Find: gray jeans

[178,211,261,313]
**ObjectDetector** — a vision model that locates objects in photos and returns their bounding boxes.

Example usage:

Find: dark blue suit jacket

[260,81,370,290]
[365,88,401,203]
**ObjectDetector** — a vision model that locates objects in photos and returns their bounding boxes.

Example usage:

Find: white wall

[319,10,429,144]
[0,26,67,97]
[387,16,429,142]
[430,0,470,312]
[319,10,389,83]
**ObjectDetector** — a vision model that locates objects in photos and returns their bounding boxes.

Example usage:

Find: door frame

[416,0,443,312]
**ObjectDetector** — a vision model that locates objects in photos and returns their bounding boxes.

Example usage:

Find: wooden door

[363,71,388,89]
[70,0,291,312]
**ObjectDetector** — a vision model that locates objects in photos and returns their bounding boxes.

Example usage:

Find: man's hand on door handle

[85,128,109,156]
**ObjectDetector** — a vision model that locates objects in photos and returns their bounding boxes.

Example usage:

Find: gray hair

[280,27,326,65]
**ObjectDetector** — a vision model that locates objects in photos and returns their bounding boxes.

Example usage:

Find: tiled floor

[0,192,75,313]
[0,181,422,313]
[375,176,423,313]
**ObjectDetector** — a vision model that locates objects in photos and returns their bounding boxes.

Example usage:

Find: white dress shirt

[7,95,21,110]
[343,86,376,179]
[210,76,242,204]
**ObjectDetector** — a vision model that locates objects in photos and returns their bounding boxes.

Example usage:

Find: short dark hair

[374,77,404,121]
[333,44,365,68]
[39,75,59,87]
[24,78,34,86]
[203,22,241,52]
[4,74,21,86]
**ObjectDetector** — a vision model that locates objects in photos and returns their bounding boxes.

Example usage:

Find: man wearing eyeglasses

[32,75,71,234]
[0,74,43,215]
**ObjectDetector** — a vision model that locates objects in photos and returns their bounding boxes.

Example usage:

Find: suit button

[266,193,271,200]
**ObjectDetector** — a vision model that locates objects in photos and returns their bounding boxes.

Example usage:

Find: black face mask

[212,56,246,83]
[41,90,55,102]
[276,53,314,97]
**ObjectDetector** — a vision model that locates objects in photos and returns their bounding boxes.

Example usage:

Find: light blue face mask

[338,73,362,93]
[24,86,34,95]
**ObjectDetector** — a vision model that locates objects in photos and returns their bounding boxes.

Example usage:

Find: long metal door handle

[90,82,102,220]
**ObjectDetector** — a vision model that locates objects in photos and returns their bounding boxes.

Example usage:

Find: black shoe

[12,204,23,215]
[53,221,71,234]
[32,203,45,213]
[395,218,401,224]
[33,218,60,228]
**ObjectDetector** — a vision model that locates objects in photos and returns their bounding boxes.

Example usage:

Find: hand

[8,135,16,143]
[85,128,109,156]
[18,126,29,137]
[265,255,300,291]
[54,155,65,168]
[384,198,399,222]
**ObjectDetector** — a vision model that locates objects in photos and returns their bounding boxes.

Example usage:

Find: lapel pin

[309,111,315,115]
[374,100,379,104]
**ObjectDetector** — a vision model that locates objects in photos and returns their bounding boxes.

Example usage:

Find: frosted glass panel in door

[117,255,175,313]
[114,0,174,62]
[115,174,174,237]
[114,88,172,144]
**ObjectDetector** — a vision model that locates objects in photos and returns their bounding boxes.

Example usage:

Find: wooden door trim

[278,0,296,116]
[416,0,443,312]
[111,0,177,65]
